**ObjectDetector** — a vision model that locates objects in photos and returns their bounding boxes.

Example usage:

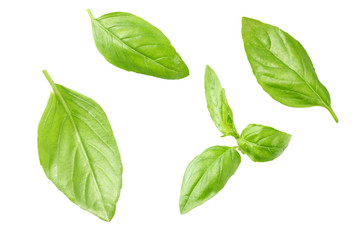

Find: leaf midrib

[91,17,186,75]
[237,137,284,150]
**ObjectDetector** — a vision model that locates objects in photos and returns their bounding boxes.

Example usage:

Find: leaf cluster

[179,66,292,214]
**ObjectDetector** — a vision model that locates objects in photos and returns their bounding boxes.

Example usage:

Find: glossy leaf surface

[179,146,241,214]
[38,71,122,221]
[205,65,238,137]
[242,17,338,122]
[88,9,189,79]
[237,124,291,162]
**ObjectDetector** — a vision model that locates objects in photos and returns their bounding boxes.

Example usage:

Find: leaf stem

[87,9,94,19]
[235,138,245,154]
[42,70,59,94]
[327,107,338,123]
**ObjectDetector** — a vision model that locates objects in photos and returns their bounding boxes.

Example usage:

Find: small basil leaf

[205,65,239,138]
[87,9,189,79]
[179,146,241,214]
[242,17,338,122]
[38,71,122,221]
[237,124,291,162]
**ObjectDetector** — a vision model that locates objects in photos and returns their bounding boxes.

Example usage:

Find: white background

[1,0,359,239]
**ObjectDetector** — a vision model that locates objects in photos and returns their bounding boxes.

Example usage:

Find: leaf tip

[97,208,116,222]
[102,217,111,222]
[288,133,293,140]
[179,205,189,215]
[205,65,215,78]
[181,65,190,78]
[241,17,260,33]
[205,64,214,72]
[179,197,191,215]
[242,16,252,25]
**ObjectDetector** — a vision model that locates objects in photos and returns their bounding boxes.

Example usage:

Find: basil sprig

[38,71,123,221]
[179,66,291,214]
[242,17,338,122]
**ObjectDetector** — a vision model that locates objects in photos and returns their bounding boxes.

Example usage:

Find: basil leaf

[236,124,291,162]
[205,65,239,138]
[179,146,241,214]
[242,17,338,122]
[87,9,189,79]
[38,70,122,221]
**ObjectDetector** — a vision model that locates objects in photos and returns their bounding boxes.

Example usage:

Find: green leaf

[179,146,241,214]
[242,17,338,122]
[38,70,122,221]
[236,124,291,162]
[204,65,239,138]
[87,9,189,79]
